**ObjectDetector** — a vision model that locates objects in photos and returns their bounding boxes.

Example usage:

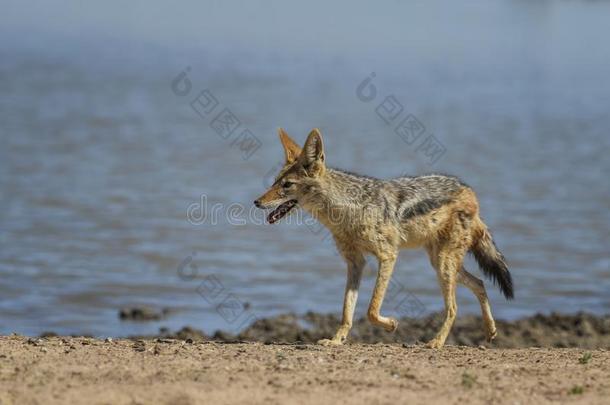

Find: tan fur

[257,184,285,207]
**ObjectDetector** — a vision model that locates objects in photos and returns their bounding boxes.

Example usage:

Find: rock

[133,341,147,352]
[119,307,170,321]
[26,338,43,346]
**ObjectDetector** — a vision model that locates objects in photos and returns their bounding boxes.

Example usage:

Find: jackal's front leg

[318,254,365,346]
[367,254,399,332]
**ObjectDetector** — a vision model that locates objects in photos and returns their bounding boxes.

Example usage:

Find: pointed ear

[302,128,324,167]
[278,128,301,163]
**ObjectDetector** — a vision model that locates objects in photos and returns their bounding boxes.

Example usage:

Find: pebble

[133,341,147,352]
[26,338,43,346]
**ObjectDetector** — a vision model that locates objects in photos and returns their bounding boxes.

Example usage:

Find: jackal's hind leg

[366,254,399,333]
[317,254,365,346]
[458,267,497,342]
[425,247,460,349]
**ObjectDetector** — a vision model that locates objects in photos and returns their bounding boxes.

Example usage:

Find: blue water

[0,1,609,337]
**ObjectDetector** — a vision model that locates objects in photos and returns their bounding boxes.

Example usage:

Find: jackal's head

[254,128,325,224]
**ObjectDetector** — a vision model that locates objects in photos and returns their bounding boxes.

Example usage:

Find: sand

[1,335,608,405]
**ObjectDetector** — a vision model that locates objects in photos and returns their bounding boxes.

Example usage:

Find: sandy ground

[1,336,608,405]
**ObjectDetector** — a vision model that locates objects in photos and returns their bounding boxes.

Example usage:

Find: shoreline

[28,311,610,349]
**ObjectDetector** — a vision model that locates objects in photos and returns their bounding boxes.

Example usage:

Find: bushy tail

[471,218,514,300]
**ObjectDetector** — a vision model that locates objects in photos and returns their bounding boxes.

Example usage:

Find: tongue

[267,200,298,224]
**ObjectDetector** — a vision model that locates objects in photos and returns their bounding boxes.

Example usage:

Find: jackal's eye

[282,181,294,189]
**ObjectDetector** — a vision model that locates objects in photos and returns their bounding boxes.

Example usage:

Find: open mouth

[267,199,298,224]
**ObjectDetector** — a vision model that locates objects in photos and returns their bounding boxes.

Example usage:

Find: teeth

[267,200,297,224]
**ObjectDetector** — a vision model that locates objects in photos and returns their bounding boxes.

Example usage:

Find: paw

[385,318,398,333]
[486,328,497,343]
[425,338,444,349]
[317,338,343,346]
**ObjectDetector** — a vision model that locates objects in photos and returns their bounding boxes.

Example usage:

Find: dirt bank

[1,335,608,404]
[151,312,610,349]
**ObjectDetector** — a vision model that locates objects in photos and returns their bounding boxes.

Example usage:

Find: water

[1,1,609,337]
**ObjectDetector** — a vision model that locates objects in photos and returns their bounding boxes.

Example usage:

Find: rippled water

[1,1,609,337]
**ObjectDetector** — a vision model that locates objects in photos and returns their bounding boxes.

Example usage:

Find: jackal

[254,128,513,348]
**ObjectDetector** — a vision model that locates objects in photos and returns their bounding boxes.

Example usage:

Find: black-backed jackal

[255,129,513,348]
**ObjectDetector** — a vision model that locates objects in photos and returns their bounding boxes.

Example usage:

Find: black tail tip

[499,270,514,300]
[472,250,514,300]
